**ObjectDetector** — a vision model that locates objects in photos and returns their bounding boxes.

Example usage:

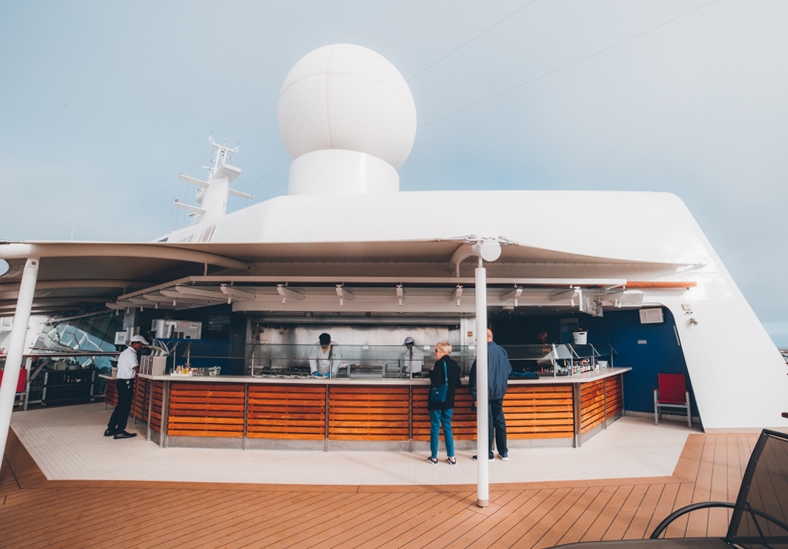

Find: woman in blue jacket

[428,340,462,465]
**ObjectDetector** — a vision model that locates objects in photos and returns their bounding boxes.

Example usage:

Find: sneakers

[447,457,457,465]
[472,454,495,462]
[427,457,438,465]
[500,453,509,461]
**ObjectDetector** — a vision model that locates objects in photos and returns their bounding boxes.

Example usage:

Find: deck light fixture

[550,287,582,306]
[220,285,259,302]
[277,284,305,304]
[173,285,227,301]
[500,286,522,307]
[336,284,354,306]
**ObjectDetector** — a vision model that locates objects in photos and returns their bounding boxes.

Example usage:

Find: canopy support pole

[0,258,39,468]
[475,258,489,507]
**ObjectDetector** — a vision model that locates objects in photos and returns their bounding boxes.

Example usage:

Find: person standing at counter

[536,330,553,370]
[400,336,424,377]
[310,333,341,378]
[105,334,149,439]
[428,341,462,465]
[537,330,550,350]
[469,329,512,461]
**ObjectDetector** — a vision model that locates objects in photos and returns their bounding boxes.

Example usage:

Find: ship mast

[175,137,253,225]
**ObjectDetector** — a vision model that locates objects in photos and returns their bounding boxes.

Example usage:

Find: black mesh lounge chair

[551,429,788,549]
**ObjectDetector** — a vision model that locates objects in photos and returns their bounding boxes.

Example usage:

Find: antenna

[208,135,239,178]
[174,137,251,226]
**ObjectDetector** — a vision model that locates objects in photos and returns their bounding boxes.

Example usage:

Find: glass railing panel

[246,343,483,378]
[141,340,620,379]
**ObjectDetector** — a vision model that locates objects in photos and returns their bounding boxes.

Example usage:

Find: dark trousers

[488,398,508,456]
[108,378,134,433]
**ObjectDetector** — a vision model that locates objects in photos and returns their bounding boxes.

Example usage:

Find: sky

[1,1,787,344]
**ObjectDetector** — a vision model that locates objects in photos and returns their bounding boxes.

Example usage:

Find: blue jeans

[430,408,455,458]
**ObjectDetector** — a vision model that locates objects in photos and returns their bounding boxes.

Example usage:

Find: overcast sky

[2,1,787,345]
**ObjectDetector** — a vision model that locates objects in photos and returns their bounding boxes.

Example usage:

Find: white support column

[0,258,39,465]
[466,237,502,509]
[475,259,489,508]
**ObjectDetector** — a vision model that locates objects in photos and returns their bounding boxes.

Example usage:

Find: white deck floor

[9,403,697,486]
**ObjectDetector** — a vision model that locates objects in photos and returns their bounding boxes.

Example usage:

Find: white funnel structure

[278,44,417,195]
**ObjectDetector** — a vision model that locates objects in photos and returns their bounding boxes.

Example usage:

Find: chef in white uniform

[309,333,341,378]
[399,336,424,376]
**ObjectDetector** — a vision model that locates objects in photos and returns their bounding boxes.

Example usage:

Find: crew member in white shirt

[105,334,149,439]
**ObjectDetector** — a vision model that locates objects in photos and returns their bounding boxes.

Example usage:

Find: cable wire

[420,0,718,129]
[408,0,539,81]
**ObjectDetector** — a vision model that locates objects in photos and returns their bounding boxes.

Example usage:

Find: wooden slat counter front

[130,368,630,450]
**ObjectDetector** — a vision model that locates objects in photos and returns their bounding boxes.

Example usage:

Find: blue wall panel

[493,307,692,415]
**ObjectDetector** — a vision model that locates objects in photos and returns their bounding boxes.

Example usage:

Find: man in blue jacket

[469,328,512,461]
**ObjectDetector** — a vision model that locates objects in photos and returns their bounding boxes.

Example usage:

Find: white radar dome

[278,44,417,170]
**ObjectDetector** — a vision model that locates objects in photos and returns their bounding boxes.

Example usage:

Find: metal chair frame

[650,429,788,546]
[654,372,691,428]
[549,429,788,549]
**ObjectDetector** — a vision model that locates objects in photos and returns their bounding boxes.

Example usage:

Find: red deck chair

[653,373,691,428]
[0,368,28,409]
